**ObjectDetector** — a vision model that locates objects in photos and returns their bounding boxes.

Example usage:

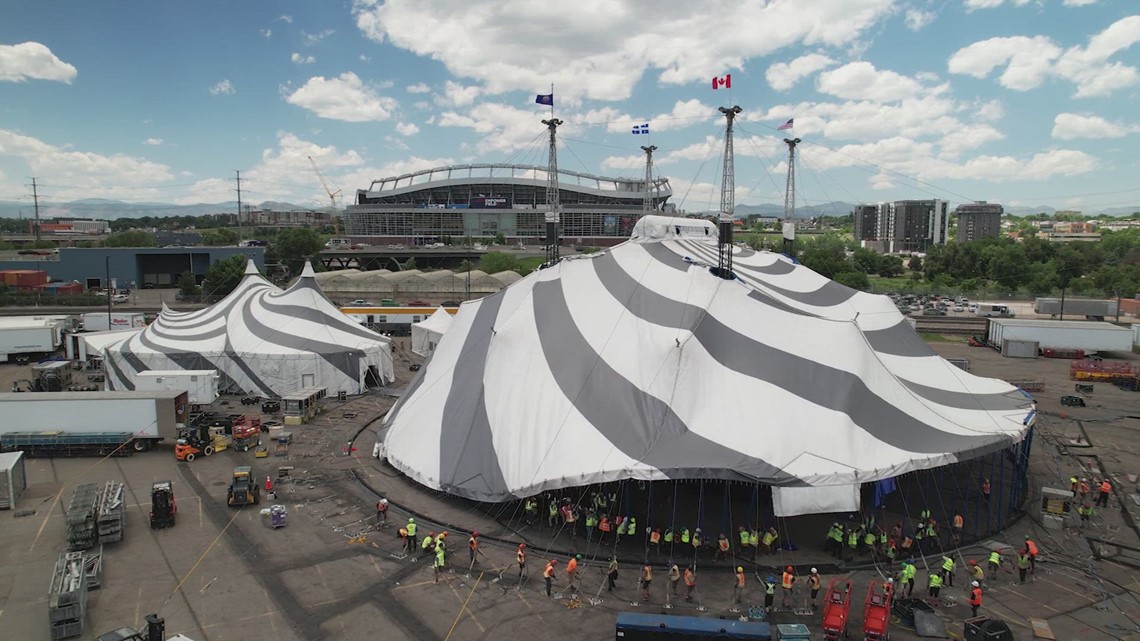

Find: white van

[973,302,1014,318]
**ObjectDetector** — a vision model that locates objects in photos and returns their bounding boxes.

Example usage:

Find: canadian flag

[712,74,731,90]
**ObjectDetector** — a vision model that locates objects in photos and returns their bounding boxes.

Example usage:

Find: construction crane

[308,156,342,236]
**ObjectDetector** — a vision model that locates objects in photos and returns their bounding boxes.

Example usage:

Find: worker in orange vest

[808,568,822,609]
[1096,478,1112,508]
[598,515,612,545]
[951,512,963,545]
[733,566,746,606]
[781,566,796,607]
[716,533,730,561]
[1023,536,1039,576]
[683,565,697,602]
[639,564,653,603]
[543,559,558,597]
[982,478,991,503]
[516,543,527,580]
[649,528,662,557]
[468,531,480,566]
[968,581,983,617]
[566,554,580,594]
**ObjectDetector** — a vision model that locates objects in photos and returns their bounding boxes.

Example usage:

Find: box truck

[81,313,146,332]
[0,391,187,454]
[134,370,219,406]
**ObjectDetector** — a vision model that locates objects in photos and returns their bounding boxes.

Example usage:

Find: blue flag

[535,94,553,106]
[631,123,649,134]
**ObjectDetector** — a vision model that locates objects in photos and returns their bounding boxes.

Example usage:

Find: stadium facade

[344,163,673,247]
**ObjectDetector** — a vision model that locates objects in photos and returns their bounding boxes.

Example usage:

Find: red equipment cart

[863,580,893,641]
[821,578,853,641]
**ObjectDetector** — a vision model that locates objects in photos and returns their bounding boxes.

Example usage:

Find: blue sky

[1,0,1138,215]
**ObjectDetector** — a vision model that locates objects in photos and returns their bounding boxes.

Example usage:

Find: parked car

[111,294,130,303]
[349,299,374,306]
[953,305,964,312]
[406,300,430,306]
[921,308,946,316]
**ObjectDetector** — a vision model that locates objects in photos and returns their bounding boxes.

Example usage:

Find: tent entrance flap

[773,484,860,517]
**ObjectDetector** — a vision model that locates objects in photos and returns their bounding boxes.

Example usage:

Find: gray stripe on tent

[680,240,853,306]
[163,352,245,395]
[899,379,1030,412]
[258,299,390,344]
[680,240,793,275]
[239,296,362,383]
[220,350,276,398]
[590,252,1012,452]
[744,289,821,318]
[863,321,936,358]
[118,334,152,375]
[157,281,273,331]
[148,323,228,343]
[437,292,511,500]
[532,278,799,486]
[640,241,691,272]
[104,353,136,391]
[135,327,274,397]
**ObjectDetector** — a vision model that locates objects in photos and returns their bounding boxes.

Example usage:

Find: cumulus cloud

[603,99,716,134]
[963,0,1033,9]
[765,53,835,91]
[302,29,335,46]
[1062,0,1098,5]
[601,154,645,171]
[260,29,272,39]
[904,9,936,31]
[816,61,936,102]
[948,16,1140,97]
[291,53,315,64]
[406,82,431,94]
[353,0,895,100]
[0,42,77,83]
[143,138,163,146]
[209,79,235,95]
[395,122,420,136]
[436,80,480,107]
[284,72,398,122]
[1051,112,1140,139]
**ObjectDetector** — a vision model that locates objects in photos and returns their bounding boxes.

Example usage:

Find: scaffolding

[48,551,88,639]
[65,484,98,552]
[95,482,125,544]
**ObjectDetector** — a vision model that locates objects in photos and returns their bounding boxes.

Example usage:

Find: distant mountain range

[0,198,1135,221]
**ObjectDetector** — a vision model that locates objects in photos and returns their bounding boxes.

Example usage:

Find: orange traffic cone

[266,476,273,492]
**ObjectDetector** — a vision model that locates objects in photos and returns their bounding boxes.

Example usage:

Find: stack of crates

[48,551,88,639]
[95,482,125,544]
[65,484,98,552]
[82,545,103,590]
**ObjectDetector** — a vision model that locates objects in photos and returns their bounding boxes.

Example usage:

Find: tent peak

[243,259,261,275]
[299,261,316,278]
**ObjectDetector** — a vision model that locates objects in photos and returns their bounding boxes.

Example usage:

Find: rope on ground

[443,569,483,641]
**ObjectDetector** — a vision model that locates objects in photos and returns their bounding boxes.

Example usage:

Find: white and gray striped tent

[99,261,394,398]
[382,216,1035,514]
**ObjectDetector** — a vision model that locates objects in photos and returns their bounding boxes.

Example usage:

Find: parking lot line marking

[993,585,1059,613]
[449,583,486,633]
[31,487,65,552]
[444,571,484,641]
[200,610,280,630]
[134,583,143,628]
[392,578,444,591]
[1038,576,1097,601]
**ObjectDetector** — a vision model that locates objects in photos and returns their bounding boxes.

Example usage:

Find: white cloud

[359,54,371,62]
[143,138,163,146]
[244,132,364,206]
[1062,0,1098,5]
[302,29,335,46]
[384,135,410,151]
[816,61,933,102]
[395,122,420,136]
[278,15,293,23]
[353,0,895,100]
[406,82,431,94]
[437,80,480,107]
[291,53,315,64]
[904,9,936,31]
[949,17,1140,97]
[284,72,398,122]
[937,125,1005,156]
[601,154,645,171]
[0,42,77,83]
[765,53,835,91]
[260,29,272,39]
[209,79,235,95]
[974,99,1005,121]
[963,0,1033,9]
[1051,112,1140,140]
[603,99,715,134]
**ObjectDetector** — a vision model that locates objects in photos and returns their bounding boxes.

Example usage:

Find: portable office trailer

[0,451,27,509]
[134,370,219,405]
[33,361,73,391]
[987,319,1133,353]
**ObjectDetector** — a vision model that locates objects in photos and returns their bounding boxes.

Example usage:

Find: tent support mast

[714,106,741,280]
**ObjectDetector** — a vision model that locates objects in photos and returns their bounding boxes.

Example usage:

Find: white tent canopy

[382,216,1035,512]
[101,261,394,397]
[411,307,454,357]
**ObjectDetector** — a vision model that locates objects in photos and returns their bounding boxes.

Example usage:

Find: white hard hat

[811,568,818,573]
[887,578,894,583]
[381,498,388,504]
[972,581,980,587]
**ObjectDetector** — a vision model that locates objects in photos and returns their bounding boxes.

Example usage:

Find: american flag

[777,118,794,131]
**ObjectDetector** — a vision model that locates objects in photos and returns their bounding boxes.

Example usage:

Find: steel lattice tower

[641,145,657,215]
[715,106,742,279]
[543,117,564,264]
[783,137,801,255]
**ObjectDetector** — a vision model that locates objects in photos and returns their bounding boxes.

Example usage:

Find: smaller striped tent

[100,261,393,398]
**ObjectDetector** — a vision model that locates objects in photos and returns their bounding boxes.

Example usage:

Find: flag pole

[550,83,555,119]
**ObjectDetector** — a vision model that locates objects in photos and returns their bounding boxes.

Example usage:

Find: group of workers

[1070,475,1112,526]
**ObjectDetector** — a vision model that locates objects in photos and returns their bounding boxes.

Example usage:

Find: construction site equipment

[862,580,892,641]
[83,545,104,590]
[891,598,934,628]
[227,466,260,507]
[95,482,125,544]
[174,425,214,462]
[66,483,99,551]
[255,446,269,458]
[49,551,89,639]
[0,450,27,509]
[964,616,1014,641]
[274,433,292,458]
[821,578,853,641]
[1061,395,1086,408]
[150,481,176,529]
[269,504,287,529]
[97,613,170,641]
[1007,379,1044,393]
[232,421,260,451]
[1,431,135,458]
[308,155,342,236]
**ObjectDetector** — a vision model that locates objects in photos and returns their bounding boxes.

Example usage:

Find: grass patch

[919,332,959,342]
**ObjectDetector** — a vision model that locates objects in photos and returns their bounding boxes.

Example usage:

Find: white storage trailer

[987,319,1133,354]
[0,451,26,509]
[0,324,61,363]
[1034,297,1118,320]
[0,390,187,452]
[80,312,146,332]
[134,370,219,405]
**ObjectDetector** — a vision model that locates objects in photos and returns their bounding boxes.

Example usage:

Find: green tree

[273,227,322,274]
[202,228,238,246]
[202,255,246,298]
[834,271,870,290]
[33,240,56,249]
[103,230,156,247]
[401,257,417,271]
[907,255,923,272]
[456,259,474,273]
[178,270,200,296]
[478,251,520,274]
[797,234,850,278]
[494,232,506,245]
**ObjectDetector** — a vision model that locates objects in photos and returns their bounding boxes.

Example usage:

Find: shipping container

[1034,297,1118,320]
[987,319,1133,354]
[0,325,61,363]
[0,451,26,509]
[134,370,219,405]
[1001,339,1039,359]
[80,312,146,332]
[0,391,187,452]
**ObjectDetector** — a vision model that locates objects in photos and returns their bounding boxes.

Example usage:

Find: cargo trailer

[987,319,1133,354]
[0,324,61,363]
[1034,297,1118,321]
[0,391,187,453]
[0,451,26,509]
[134,370,219,406]
[80,312,146,333]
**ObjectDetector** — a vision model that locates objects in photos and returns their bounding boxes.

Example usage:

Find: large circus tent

[381,216,1035,516]
[92,261,394,398]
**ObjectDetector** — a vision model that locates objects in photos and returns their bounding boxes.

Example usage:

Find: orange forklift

[174,424,214,462]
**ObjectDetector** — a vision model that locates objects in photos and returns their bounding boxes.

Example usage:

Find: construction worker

[420,531,436,559]
[1070,475,1080,494]
[920,508,931,522]
[900,533,913,557]
[716,533,730,561]
[626,516,637,539]
[901,560,917,598]
[968,560,985,584]
[988,549,1003,580]
[1016,550,1031,584]
[598,515,612,544]
[616,515,628,543]
[827,523,843,558]
[585,508,598,543]
[1096,478,1112,508]
[763,527,779,556]
[951,512,964,546]
[748,526,759,560]
[639,564,653,603]
[1023,536,1039,576]
[543,559,558,597]
[877,527,888,556]
[733,566,746,606]
[468,532,480,566]
[1078,502,1094,527]
[434,542,447,583]
[941,555,955,587]
[663,527,674,548]
[738,526,750,554]
[649,528,662,556]
[560,499,577,533]
[1078,478,1090,500]
[548,497,559,527]
[692,528,703,559]
[846,526,859,561]
[607,557,619,592]
[516,543,527,580]
[781,565,796,607]
[927,571,943,602]
[376,498,389,526]
[968,581,983,617]
[913,522,926,554]
[863,529,877,558]
[566,554,580,594]
[883,577,894,601]
[406,517,417,545]
[982,478,991,503]
[668,562,680,597]
[524,497,539,524]
[763,576,777,612]
[684,565,697,602]
[397,525,409,554]
[680,527,691,546]
[885,535,898,563]
[808,568,822,609]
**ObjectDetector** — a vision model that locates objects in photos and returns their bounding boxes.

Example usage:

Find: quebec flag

[632,123,649,134]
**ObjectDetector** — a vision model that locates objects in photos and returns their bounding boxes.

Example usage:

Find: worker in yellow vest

[941,555,955,587]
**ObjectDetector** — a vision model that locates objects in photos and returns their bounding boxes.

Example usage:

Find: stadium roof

[357,163,671,200]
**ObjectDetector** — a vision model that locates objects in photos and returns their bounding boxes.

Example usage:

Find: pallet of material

[95,482,125,543]
[1008,379,1045,392]
[48,551,88,639]
[65,484,98,552]
[83,545,103,591]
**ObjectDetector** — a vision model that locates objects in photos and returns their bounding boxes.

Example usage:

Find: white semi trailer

[134,370,219,406]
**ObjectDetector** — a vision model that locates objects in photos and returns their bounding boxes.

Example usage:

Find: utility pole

[715,106,742,279]
[782,138,801,256]
[641,145,657,215]
[543,117,564,264]
[30,177,41,242]
[105,256,112,329]
[235,170,243,242]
